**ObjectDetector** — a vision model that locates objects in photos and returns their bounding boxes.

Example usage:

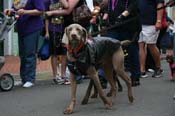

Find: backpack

[38,37,51,61]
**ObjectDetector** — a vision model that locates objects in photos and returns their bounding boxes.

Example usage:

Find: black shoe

[131,78,140,87]
[152,68,162,78]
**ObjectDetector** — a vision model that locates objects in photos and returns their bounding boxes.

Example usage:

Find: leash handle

[157,0,175,10]
[90,16,138,36]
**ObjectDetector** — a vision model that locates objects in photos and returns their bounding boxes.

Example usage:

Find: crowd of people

[3,0,175,88]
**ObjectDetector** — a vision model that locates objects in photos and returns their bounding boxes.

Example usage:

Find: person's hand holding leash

[115,15,127,24]
[115,10,129,24]
[155,20,162,31]
[4,9,14,16]
[90,16,97,24]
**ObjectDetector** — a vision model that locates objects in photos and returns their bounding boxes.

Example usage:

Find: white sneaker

[147,68,155,73]
[53,76,65,84]
[141,72,148,78]
[23,82,34,88]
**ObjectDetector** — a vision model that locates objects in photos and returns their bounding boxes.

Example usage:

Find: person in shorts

[44,0,70,84]
[138,0,164,78]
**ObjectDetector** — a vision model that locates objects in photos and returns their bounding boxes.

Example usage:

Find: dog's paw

[63,108,74,115]
[91,93,98,98]
[105,100,113,109]
[128,96,134,103]
[81,99,88,105]
[106,92,112,97]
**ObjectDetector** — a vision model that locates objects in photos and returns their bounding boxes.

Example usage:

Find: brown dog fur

[62,24,134,114]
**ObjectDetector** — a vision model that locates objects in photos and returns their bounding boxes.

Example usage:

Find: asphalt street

[0,60,175,116]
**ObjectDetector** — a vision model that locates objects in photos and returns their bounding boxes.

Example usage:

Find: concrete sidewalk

[0,55,52,82]
[0,54,168,83]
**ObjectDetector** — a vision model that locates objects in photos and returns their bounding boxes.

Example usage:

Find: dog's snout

[71,34,77,39]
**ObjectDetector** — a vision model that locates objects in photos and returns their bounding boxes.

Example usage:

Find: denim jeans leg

[18,37,26,83]
[128,43,141,78]
[18,30,40,83]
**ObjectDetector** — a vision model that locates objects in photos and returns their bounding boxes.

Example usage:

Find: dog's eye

[76,28,81,32]
[68,28,72,32]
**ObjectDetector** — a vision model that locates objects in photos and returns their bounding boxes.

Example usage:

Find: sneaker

[131,78,140,87]
[160,69,164,73]
[147,68,155,73]
[141,72,148,78]
[152,68,162,78]
[64,79,71,85]
[53,76,65,84]
[23,82,34,88]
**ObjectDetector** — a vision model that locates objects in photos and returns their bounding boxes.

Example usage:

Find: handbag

[160,31,174,49]
[38,37,51,61]
[161,9,168,28]
[72,0,92,26]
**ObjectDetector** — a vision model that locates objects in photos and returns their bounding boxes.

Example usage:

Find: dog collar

[66,42,84,55]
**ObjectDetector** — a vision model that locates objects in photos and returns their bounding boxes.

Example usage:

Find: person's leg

[146,48,156,72]
[18,37,25,84]
[21,30,40,87]
[147,44,162,77]
[139,42,147,75]
[49,31,65,84]
[51,55,58,78]
[61,55,71,85]
[147,44,161,69]
[128,43,141,86]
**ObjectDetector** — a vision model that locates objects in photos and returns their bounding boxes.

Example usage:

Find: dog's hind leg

[81,79,94,105]
[64,73,77,114]
[87,66,112,108]
[112,48,134,103]
[116,75,123,92]
[103,65,117,99]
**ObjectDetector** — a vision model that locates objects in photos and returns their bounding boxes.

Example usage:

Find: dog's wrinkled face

[62,24,87,49]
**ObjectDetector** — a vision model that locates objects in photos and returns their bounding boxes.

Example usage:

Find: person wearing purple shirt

[44,0,70,84]
[4,0,45,88]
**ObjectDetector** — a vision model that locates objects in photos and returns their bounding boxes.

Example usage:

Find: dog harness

[67,37,121,75]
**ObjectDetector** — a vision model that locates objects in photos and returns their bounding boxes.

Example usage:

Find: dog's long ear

[82,27,88,43]
[62,27,69,45]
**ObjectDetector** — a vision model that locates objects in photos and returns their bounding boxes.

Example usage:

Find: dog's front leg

[87,66,112,109]
[64,73,77,114]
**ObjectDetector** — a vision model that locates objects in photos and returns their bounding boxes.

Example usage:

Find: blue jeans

[107,31,141,78]
[18,30,40,83]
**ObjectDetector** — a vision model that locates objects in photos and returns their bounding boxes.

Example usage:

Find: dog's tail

[120,40,132,46]
[120,31,139,46]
